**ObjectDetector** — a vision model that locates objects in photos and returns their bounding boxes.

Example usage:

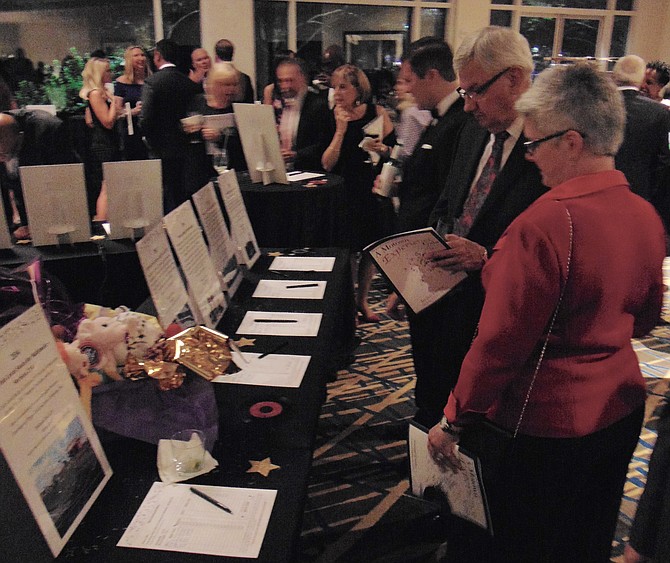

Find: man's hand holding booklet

[364,227,468,315]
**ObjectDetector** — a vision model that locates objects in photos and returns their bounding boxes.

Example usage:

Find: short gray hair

[516,63,625,156]
[455,26,534,79]
[612,55,646,87]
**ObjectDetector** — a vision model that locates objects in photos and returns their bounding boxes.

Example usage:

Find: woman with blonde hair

[80,56,122,220]
[184,62,247,194]
[322,64,396,323]
[114,45,151,160]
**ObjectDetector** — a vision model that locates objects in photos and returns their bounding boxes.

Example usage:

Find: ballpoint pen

[286,283,319,289]
[189,487,233,515]
[254,319,298,323]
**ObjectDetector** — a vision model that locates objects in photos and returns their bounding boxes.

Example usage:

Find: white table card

[0,305,112,557]
[136,223,196,329]
[192,182,243,298]
[104,160,163,240]
[118,482,276,558]
[163,201,227,328]
[269,256,336,272]
[252,279,326,300]
[20,164,92,246]
[216,169,260,269]
[236,311,323,337]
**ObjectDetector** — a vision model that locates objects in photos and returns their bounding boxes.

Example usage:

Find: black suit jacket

[615,89,670,226]
[413,119,547,424]
[397,97,467,232]
[140,66,200,159]
[1,109,76,226]
[238,72,255,104]
[293,91,330,172]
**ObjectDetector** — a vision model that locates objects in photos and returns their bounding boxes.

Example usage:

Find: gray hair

[612,55,646,87]
[454,26,534,80]
[516,63,625,156]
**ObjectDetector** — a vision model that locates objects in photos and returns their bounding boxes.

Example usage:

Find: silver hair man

[516,63,625,157]
[612,55,646,87]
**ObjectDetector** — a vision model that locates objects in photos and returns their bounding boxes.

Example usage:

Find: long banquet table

[5,247,355,562]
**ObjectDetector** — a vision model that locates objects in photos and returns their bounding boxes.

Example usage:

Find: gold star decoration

[235,337,256,348]
[266,251,284,257]
[247,457,280,477]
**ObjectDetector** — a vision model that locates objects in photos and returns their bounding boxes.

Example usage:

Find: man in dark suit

[0,109,76,239]
[214,39,255,103]
[275,58,329,172]
[613,55,670,230]
[413,26,547,427]
[140,39,200,212]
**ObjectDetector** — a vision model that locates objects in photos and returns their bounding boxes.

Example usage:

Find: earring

[354,99,361,107]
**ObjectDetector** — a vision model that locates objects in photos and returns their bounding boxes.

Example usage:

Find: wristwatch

[439,415,462,437]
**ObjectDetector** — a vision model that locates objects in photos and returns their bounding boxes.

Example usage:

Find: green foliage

[14,47,127,116]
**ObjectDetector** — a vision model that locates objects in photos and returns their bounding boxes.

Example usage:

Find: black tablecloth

[38,248,355,563]
[237,172,347,248]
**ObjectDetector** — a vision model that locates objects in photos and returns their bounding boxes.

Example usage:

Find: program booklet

[408,422,492,534]
[364,227,467,315]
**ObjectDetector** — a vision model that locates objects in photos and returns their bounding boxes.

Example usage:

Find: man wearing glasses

[411,26,547,428]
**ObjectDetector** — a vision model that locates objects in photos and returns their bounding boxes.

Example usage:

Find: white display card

[163,201,227,328]
[20,164,92,246]
[216,169,260,269]
[135,223,196,329]
[192,182,243,298]
[104,159,163,240]
[0,305,112,557]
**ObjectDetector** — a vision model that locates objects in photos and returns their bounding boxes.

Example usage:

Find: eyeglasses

[523,129,585,155]
[457,67,511,101]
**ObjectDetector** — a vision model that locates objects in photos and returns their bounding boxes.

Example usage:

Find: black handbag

[458,205,573,488]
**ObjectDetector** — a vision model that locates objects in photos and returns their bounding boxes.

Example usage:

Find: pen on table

[286,283,319,289]
[254,319,298,323]
[258,341,289,359]
[268,270,290,278]
[189,487,233,515]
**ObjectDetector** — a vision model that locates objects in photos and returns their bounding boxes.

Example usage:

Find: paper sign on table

[236,311,323,337]
[269,256,335,272]
[163,201,227,328]
[214,353,311,387]
[118,482,276,558]
[252,279,326,300]
[0,305,112,557]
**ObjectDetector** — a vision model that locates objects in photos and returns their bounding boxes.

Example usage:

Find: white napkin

[157,439,219,484]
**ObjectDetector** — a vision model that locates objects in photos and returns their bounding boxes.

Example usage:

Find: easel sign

[192,182,243,299]
[20,164,92,246]
[104,159,163,240]
[233,103,288,185]
[136,222,196,330]
[0,305,112,558]
[216,169,260,269]
[163,201,228,329]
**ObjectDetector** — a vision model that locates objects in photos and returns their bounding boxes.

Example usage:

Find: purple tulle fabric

[91,375,219,451]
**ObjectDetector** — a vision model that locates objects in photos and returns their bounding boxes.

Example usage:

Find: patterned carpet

[298,274,670,563]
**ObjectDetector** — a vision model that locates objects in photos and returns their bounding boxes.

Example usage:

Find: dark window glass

[520,17,556,74]
[254,0,288,101]
[561,19,598,58]
[162,0,200,46]
[492,0,514,5]
[522,0,607,8]
[616,0,634,10]
[610,16,631,58]
[420,8,447,38]
[490,10,513,27]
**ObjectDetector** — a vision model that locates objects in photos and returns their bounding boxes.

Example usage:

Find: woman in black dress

[322,64,395,323]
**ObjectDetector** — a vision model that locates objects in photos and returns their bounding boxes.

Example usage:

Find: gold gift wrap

[166,326,240,380]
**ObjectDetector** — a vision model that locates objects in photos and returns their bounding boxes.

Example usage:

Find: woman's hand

[428,423,462,472]
[425,235,488,272]
[624,544,649,563]
[201,127,220,142]
[333,105,350,135]
[131,101,142,116]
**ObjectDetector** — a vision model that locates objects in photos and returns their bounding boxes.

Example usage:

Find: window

[490,0,634,70]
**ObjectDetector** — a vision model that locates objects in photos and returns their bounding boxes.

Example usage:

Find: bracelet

[439,415,462,437]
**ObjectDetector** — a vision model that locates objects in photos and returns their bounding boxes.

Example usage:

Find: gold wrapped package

[166,326,240,380]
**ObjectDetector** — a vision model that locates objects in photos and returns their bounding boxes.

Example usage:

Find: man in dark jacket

[140,39,200,212]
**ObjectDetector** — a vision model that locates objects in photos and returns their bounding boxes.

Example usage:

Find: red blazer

[445,170,666,438]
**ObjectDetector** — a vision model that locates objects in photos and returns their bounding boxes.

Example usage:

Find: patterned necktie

[452,130,510,237]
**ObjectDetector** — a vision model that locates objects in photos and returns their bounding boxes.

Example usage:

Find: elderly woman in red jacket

[427,63,666,562]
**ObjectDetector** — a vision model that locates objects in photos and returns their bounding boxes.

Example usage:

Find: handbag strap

[512,204,573,437]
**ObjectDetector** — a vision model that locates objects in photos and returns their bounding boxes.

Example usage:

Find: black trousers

[444,406,644,563]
